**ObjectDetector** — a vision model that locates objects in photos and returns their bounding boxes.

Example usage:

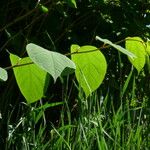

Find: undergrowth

[5,73,150,150]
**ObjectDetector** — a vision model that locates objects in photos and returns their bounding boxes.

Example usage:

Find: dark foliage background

[0,0,150,149]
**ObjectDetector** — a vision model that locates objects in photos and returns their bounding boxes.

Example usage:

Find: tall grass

[5,71,150,150]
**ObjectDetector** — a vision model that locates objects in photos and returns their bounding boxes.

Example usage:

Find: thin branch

[0,0,52,32]
[5,62,34,70]
[0,9,36,33]
[4,37,145,70]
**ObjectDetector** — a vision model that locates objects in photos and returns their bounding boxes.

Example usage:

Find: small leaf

[0,67,8,81]
[96,36,135,59]
[126,37,146,73]
[71,44,107,97]
[26,43,76,82]
[39,4,49,13]
[66,0,77,8]
[10,54,47,103]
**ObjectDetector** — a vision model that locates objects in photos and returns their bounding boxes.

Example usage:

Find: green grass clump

[2,68,150,150]
[5,83,150,150]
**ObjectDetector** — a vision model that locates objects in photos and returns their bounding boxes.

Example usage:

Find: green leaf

[96,36,136,59]
[0,67,8,81]
[26,43,76,82]
[146,40,150,55]
[71,44,107,97]
[39,4,49,13]
[126,37,146,73]
[10,54,47,103]
[66,0,77,8]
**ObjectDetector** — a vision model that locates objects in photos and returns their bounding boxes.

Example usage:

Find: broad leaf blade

[96,36,135,59]
[26,43,76,82]
[10,54,47,103]
[126,37,146,73]
[71,45,107,97]
[0,67,8,81]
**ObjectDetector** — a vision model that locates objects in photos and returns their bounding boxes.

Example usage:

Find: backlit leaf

[10,54,47,103]
[126,37,146,73]
[71,45,107,97]
[26,43,76,82]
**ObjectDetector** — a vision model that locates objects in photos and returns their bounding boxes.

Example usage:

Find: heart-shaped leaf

[71,45,107,97]
[26,43,76,82]
[10,54,47,103]
[126,37,146,73]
